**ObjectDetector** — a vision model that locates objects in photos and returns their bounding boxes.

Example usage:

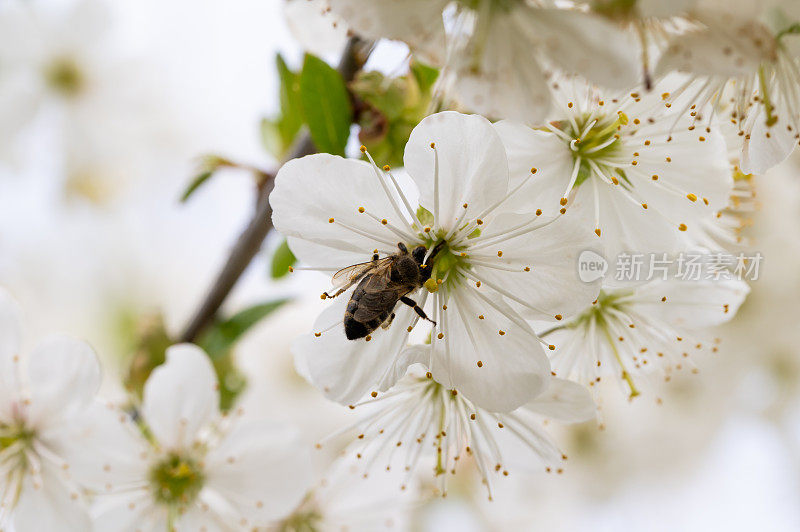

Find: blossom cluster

[1,0,798,529]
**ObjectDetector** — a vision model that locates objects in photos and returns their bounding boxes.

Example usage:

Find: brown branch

[179,37,371,342]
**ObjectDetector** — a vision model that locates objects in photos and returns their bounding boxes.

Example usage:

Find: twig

[179,37,371,342]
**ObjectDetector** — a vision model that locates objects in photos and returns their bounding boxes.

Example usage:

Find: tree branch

[179,38,371,342]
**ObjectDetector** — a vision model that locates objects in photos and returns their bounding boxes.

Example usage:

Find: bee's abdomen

[344,293,390,340]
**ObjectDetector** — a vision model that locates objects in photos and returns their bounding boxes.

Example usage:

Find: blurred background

[1,0,799,530]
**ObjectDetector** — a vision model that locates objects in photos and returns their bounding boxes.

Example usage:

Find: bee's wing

[330,257,391,290]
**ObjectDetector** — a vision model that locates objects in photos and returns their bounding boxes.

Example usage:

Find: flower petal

[656,16,774,78]
[452,13,552,124]
[284,0,349,58]
[293,296,420,405]
[404,112,509,230]
[142,344,220,450]
[634,278,750,329]
[205,419,312,523]
[522,8,638,90]
[92,490,168,532]
[14,467,91,532]
[26,335,101,428]
[329,0,448,63]
[524,377,596,423]
[468,212,601,320]
[430,285,551,412]
[271,154,417,270]
[493,121,576,214]
[741,88,798,174]
[0,287,22,404]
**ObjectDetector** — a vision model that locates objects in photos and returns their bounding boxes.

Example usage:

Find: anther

[328,218,334,223]
[383,165,390,171]
[595,228,601,237]
[686,193,697,202]
[358,207,365,213]
[536,209,542,216]
[360,145,367,153]
[678,223,687,231]
[477,361,483,367]
[555,314,562,320]
[560,198,568,206]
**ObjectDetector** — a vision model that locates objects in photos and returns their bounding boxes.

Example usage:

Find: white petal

[629,123,732,220]
[92,490,168,532]
[522,8,638,89]
[205,420,312,523]
[741,90,798,174]
[430,286,551,412]
[468,212,601,319]
[634,278,750,329]
[329,0,448,62]
[656,16,774,78]
[14,467,91,532]
[270,154,417,270]
[284,0,349,57]
[571,181,681,262]
[0,287,23,398]
[26,335,101,428]
[293,296,419,405]
[142,344,220,450]
[404,112,509,229]
[452,13,551,124]
[524,377,596,423]
[492,121,577,213]
[55,401,151,493]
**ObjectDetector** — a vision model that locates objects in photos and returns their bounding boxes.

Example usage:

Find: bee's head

[412,241,445,266]
[411,245,428,265]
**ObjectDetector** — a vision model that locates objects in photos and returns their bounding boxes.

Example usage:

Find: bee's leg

[372,253,379,262]
[399,296,436,326]
[322,286,350,299]
[397,242,408,254]
[381,312,396,330]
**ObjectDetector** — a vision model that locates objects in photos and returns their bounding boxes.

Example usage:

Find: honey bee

[323,242,443,340]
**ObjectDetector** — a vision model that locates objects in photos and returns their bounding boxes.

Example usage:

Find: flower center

[149,453,205,507]
[44,56,85,97]
[563,113,626,185]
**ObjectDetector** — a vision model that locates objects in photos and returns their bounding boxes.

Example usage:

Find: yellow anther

[686,193,697,202]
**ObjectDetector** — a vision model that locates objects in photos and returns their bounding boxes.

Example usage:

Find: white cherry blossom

[656,0,800,173]
[89,344,312,531]
[540,278,749,398]
[318,360,595,499]
[274,454,418,532]
[495,79,733,262]
[326,0,638,122]
[272,111,600,413]
[0,288,108,531]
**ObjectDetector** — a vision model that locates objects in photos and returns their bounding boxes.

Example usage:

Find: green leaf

[271,239,297,279]
[199,299,289,359]
[261,54,305,158]
[410,61,439,94]
[180,170,214,203]
[299,54,353,156]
